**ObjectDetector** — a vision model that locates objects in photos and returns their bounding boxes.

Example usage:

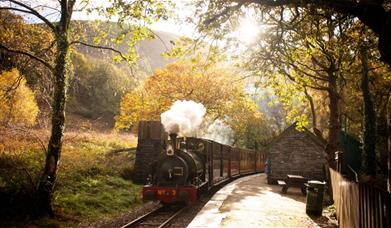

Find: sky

[0,0,194,36]
[1,0,261,43]
[72,0,198,37]
[0,0,272,59]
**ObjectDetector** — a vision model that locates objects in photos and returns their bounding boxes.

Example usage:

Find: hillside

[66,21,180,127]
[73,20,179,75]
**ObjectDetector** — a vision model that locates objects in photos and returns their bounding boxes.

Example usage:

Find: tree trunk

[326,73,340,169]
[387,96,390,193]
[36,33,69,216]
[360,47,377,177]
[303,86,324,140]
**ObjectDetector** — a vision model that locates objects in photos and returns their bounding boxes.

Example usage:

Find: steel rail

[158,206,187,228]
[120,206,163,228]
[120,205,187,228]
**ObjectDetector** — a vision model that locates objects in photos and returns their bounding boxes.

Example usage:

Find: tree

[115,60,244,129]
[343,25,390,178]
[196,0,391,192]
[0,0,170,216]
[0,10,54,106]
[360,46,377,177]
[224,95,272,148]
[0,68,38,126]
[197,0,391,67]
[243,9,355,168]
[115,61,271,143]
[68,51,134,122]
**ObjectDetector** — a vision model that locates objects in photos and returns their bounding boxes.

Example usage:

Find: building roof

[267,122,326,150]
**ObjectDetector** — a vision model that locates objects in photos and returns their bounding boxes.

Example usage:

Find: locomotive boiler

[143,133,207,204]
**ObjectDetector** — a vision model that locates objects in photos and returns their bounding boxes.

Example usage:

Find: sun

[235,18,260,44]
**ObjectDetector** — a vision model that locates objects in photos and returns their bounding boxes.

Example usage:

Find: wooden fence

[329,168,391,228]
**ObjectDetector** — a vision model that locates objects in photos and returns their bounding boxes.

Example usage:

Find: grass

[55,175,142,218]
[0,127,141,226]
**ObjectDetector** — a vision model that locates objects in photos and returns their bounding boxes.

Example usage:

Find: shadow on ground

[215,174,337,227]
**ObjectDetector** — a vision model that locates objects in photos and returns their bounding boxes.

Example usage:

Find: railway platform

[187,173,335,228]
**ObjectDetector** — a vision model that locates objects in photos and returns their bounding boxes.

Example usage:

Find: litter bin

[305,180,325,216]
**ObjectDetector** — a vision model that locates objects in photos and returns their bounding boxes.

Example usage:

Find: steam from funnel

[161,100,206,135]
[202,119,234,145]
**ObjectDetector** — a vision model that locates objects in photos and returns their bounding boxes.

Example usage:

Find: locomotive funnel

[169,133,177,151]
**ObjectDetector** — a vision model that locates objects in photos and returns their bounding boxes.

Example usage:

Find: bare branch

[3,0,56,32]
[0,43,54,71]
[254,0,387,36]
[240,0,378,14]
[69,40,130,62]
[279,68,329,91]
[0,6,32,14]
[203,1,245,26]
[0,74,23,99]
[33,4,61,13]
[147,28,169,51]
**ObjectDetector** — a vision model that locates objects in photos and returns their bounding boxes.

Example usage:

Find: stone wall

[267,125,326,184]
[132,121,167,184]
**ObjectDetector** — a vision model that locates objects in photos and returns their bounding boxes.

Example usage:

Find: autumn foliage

[115,61,265,143]
[0,69,38,126]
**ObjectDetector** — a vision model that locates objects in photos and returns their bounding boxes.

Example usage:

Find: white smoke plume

[161,100,206,135]
[202,119,234,145]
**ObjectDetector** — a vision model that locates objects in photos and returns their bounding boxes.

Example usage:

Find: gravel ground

[168,191,219,227]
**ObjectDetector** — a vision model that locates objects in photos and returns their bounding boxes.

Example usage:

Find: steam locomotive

[142,133,265,204]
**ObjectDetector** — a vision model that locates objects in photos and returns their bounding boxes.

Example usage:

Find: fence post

[335,151,344,173]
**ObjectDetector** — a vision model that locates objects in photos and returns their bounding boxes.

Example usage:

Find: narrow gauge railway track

[120,205,187,228]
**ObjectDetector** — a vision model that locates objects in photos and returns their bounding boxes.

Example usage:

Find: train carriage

[239,148,255,174]
[256,151,265,172]
[230,147,240,177]
[211,141,223,184]
[221,145,230,178]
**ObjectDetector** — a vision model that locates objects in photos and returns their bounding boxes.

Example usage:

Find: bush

[68,52,135,124]
[0,69,38,126]
[0,129,139,223]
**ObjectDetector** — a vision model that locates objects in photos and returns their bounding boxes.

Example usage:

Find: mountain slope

[67,21,181,127]
[73,20,180,75]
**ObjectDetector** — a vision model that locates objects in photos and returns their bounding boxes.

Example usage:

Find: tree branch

[3,0,56,32]
[279,67,329,91]
[69,41,130,62]
[146,28,169,51]
[0,43,53,71]
[203,1,245,26]
[0,6,32,14]
[240,0,386,34]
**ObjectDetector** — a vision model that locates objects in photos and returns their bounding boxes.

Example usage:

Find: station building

[266,123,326,184]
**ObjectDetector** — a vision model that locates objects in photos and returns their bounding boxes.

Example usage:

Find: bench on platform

[277,180,287,193]
[279,175,307,195]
